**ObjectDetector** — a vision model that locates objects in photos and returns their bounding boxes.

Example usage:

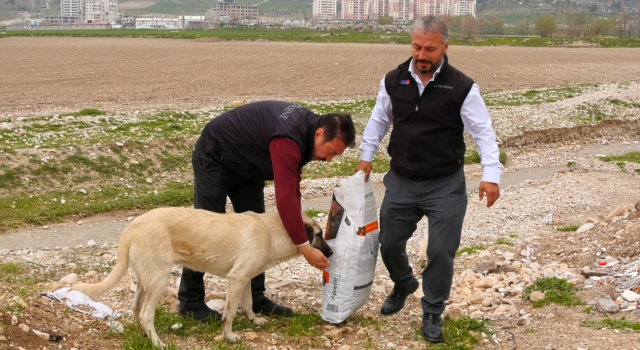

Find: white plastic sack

[321,171,379,323]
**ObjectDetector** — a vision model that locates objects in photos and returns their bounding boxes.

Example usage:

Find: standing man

[181,100,356,322]
[355,15,503,343]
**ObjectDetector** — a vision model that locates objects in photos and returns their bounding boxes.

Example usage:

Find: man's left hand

[479,181,500,207]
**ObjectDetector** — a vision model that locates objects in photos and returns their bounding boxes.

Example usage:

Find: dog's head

[302,213,333,258]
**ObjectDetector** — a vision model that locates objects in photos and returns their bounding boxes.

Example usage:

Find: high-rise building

[313,0,337,20]
[61,0,83,17]
[389,0,414,22]
[312,0,475,21]
[83,0,117,23]
[370,0,389,18]
[208,0,258,23]
[341,0,370,20]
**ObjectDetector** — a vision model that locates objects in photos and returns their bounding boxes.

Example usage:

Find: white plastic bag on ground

[321,171,379,324]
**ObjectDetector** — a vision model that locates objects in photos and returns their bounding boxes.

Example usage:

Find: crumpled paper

[39,287,119,320]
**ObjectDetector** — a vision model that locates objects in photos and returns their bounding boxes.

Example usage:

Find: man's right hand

[299,244,330,270]
[355,160,373,182]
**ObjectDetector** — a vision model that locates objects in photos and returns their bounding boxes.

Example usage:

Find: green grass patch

[5,29,640,48]
[64,108,107,117]
[523,277,584,308]
[495,238,514,246]
[608,99,640,108]
[557,225,579,232]
[415,316,492,350]
[583,306,596,313]
[304,209,326,218]
[119,305,323,348]
[598,152,640,164]
[0,166,24,189]
[483,83,600,107]
[0,183,194,231]
[456,245,486,257]
[524,327,535,333]
[582,317,640,332]
[464,150,507,165]
[351,315,388,330]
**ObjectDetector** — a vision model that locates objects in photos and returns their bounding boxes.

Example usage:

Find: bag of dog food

[321,171,379,324]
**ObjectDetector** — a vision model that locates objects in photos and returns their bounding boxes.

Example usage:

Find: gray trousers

[379,168,467,315]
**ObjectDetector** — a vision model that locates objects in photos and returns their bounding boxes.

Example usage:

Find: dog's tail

[71,236,131,299]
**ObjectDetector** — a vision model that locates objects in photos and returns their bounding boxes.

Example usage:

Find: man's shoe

[380,277,420,315]
[421,313,443,343]
[253,297,293,317]
[178,302,222,324]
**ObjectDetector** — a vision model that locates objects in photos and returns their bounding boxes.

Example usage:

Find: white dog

[72,207,332,348]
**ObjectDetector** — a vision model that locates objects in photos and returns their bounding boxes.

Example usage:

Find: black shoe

[178,302,222,324]
[252,297,293,317]
[422,313,443,343]
[380,277,420,315]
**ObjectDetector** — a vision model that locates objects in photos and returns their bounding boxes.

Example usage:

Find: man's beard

[415,57,443,75]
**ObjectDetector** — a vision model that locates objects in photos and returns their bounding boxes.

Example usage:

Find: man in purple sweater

[180,101,356,321]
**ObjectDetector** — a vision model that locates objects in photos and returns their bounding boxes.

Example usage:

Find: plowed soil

[1,37,639,117]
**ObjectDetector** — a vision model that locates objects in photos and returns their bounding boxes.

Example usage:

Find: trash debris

[39,288,119,319]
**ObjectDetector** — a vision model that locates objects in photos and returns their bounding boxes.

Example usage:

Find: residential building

[61,0,83,18]
[135,15,205,29]
[370,0,389,19]
[313,0,475,21]
[341,0,370,20]
[208,0,258,23]
[313,0,337,20]
[44,15,80,24]
[82,0,117,23]
[389,0,414,22]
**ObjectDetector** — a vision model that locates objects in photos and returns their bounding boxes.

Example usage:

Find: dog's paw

[252,316,268,326]
[223,332,241,343]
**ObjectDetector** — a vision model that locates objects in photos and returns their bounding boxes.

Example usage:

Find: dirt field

[1,37,639,117]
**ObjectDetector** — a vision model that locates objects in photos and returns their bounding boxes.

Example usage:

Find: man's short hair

[318,112,356,147]
[412,15,449,45]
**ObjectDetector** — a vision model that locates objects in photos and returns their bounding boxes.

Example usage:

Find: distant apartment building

[61,0,83,18]
[44,15,80,24]
[341,0,370,20]
[312,0,475,21]
[135,15,205,29]
[450,0,474,16]
[136,16,181,29]
[370,0,389,18]
[208,0,258,23]
[85,0,118,24]
[312,0,337,20]
[389,0,414,22]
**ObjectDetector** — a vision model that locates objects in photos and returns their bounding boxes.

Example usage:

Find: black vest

[200,101,320,181]
[385,55,474,180]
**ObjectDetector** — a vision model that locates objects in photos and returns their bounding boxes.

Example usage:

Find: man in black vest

[181,100,356,322]
[355,16,503,343]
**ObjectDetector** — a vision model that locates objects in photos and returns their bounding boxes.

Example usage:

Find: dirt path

[1,37,639,118]
[1,142,635,251]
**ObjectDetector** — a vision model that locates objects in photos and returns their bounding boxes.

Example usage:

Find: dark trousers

[379,168,467,315]
[178,139,268,307]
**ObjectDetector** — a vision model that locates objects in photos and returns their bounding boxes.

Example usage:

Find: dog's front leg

[221,277,247,343]
[242,282,267,326]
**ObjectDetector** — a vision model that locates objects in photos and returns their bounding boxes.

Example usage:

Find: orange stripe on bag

[323,270,330,282]
[366,221,379,234]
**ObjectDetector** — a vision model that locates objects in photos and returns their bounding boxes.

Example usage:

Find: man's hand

[479,181,500,207]
[355,160,373,182]
[299,244,330,270]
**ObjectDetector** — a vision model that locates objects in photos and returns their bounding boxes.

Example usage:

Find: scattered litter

[39,288,119,319]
